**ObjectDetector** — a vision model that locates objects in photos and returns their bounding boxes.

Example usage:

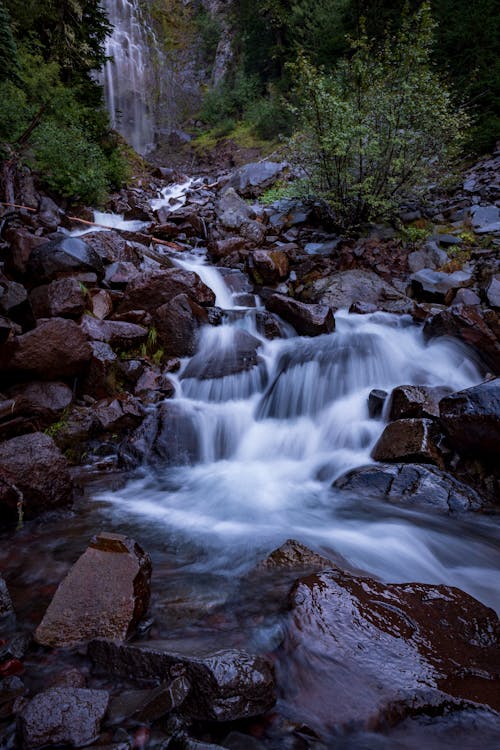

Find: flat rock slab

[89,639,275,722]
[18,687,109,749]
[283,569,500,733]
[35,533,151,648]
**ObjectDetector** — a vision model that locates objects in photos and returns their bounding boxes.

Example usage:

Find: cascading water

[96,243,499,615]
[99,0,160,154]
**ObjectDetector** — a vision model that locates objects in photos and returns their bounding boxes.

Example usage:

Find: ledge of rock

[35,532,152,648]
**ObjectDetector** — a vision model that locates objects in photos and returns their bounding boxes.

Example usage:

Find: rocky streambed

[0,153,500,748]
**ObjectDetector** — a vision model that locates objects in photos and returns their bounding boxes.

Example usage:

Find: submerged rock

[89,639,275,722]
[283,568,500,733]
[333,462,483,512]
[18,687,109,749]
[35,532,152,648]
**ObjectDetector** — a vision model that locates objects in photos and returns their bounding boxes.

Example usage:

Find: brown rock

[256,539,333,572]
[371,418,446,467]
[267,294,335,336]
[2,318,92,380]
[119,269,215,314]
[284,569,500,732]
[80,314,148,349]
[210,237,248,260]
[88,289,113,320]
[35,532,152,648]
[155,293,207,357]
[29,278,86,319]
[1,381,73,438]
[250,250,289,285]
[0,432,73,524]
[4,228,47,275]
[439,378,500,458]
[388,384,452,420]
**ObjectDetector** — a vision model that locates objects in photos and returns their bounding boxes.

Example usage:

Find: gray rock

[439,378,500,458]
[471,204,500,234]
[27,237,104,283]
[407,241,448,272]
[18,688,109,749]
[486,275,500,308]
[333,462,483,512]
[410,268,473,303]
[228,161,287,197]
[304,270,412,314]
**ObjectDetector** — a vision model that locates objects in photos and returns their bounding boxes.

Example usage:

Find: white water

[98,249,500,613]
[151,179,195,214]
[70,210,150,237]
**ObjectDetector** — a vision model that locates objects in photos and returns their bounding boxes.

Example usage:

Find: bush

[288,3,469,229]
[245,95,292,140]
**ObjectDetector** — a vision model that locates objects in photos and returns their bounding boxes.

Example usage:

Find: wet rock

[439,379,500,458]
[135,368,175,399]
[88,289,113,320]
[108,676,191,723]
[93,396,144,432]
[228,161,287,197]
[423,304,500,374]
[0,576,13,617]
[105,261,140,288]
[50,406,98,460]
[0,315,16,344]
[182,330,262,380]
[0,278,34,330]
[0,432,73,523]
[210,237,248,261]
[266,294,334,336]
[2,318,92,380]
[333,462,483,512]
[3,228,47,275]
[81,341,119,400]
[371,418,446,467]
[410,268,473,303]
[388,384,452,420]
[81,315,148,349]
[38,196,62,231]
[253,311,286,340]
[256,539,333,572]
[2,381,73,437]
[35,532,151,648]
[29,277,86,319]
[368,389,388,418]
[407,241,448,273]
[249,250,289,285]
[155,294,207,357]
[89,639,275,722]
[119,269,215,314]
[304,270,412,314]
[284,568,500,732]
[83,231,140,264]
[217,189,266,245]
[349,300,377,314]
[27,237,104,283]
[18,687,109,749]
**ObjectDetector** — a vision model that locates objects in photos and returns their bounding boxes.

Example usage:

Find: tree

[289,3,468,229]
[0,1,19,82]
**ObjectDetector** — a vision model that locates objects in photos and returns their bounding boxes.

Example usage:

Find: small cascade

[99,0,161,154]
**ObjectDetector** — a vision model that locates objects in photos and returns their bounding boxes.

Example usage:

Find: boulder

[182,330,262,380]
[266,294,335,336]
[2,381,73,436]
[3,227,47,275]
[368,389,388,418]
[2,318,92,380]
[93,396,144,432]
[80,315,147,349]
[18,688,109,749]
[118,269,215,313]
[217,189,266,245]
[0,279,34,331]
[210,237,248,261]
[388,384,452,420]
[439,379,500,458]
[0,432,73,523]
[82,230,140,264]
[29,278,86,319]
[104,261,140,288]
[410,268,473,303]
[88,289,113,320]
[486,275,500,308]
[256,539,333,572]
[228,161,287,197]
[0,576,13,617]
[89,639,275,722]
[26,237,104,283]
[249,250,289,285]
[284,568,500,732]
[35,532,151,648]
[471,204,500,234]
[333,462,483,512]
[407,241,448,273]
[423,304,500,374]
[155,293,207,357]
[371,418,446,467]
[303,269,412,314]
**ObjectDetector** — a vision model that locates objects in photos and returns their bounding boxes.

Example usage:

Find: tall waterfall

[100,0,160,154]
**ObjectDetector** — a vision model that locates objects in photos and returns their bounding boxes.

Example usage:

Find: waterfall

[99,0,160,154]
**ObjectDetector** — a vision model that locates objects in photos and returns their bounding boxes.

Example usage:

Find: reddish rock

[105,261,140,288]
[93,395,144,431]
[29,278,86,319]
[88,289,113,320]
[210,237,248,260]
[267,294,335,337]
[1,381,73,437]
[83,230,140,264]
[283,569,500,732]
[256,539,333,572]
[250,250,289,285]
[155,293,207,357]
[80,314,147,349]
[371,418,446,467]
[18,687,109,749]
[119,269,215,313]
[303,269,412,314]
[0,432,73,524]
[35,532,152,648]
[2,318,91,380]
[439,378,500,458]
[388,384,452,420]
[4,228,47,275]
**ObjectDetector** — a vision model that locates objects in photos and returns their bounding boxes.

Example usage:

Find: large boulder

[155,293,207,357]
[0,279,35,331]
[388,384,452,420]
[266,294,335,336]
[35,532,152,648]
[439,379,500,458]
[228,160,287,197]
[18,688,109,749]
[371,418,446,467]
[89,639,275,722]
[423,304,500,374]
[0,432,73,523]
[1,318,92,380]
[249,250,289,285]
[283,568,500,732]
[26,236,104,283]
[1,381,73,438]
[182,329,262,380]
[410,268,473,303]
[216,188,266,245]
[118,269,215,313]
[3,227,47,275]
[333,462,483,512]
[29,277,86,319]
[302,269,412,314]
